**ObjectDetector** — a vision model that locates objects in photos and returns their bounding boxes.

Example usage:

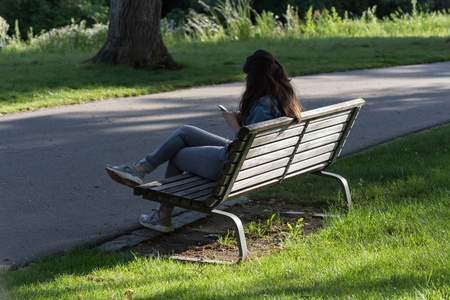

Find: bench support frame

[211,170,351,263]
[314,170,352,209]
[209,209,248,263]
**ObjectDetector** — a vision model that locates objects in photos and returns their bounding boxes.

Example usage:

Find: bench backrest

[205,98,365,208]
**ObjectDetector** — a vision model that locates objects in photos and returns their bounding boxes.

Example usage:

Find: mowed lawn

[1,123,449,299]
[1,36,450,114]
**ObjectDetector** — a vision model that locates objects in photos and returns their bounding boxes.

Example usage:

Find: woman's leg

[139,125,230,173]
[136,126,230,232]
[106,125,230,188]
[169,145,229,180]
[139,144,229,232]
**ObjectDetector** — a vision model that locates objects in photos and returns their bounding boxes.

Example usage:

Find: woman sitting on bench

[106,49,302,233]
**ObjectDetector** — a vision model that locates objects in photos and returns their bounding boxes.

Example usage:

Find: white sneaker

[105,163,145,188]
[139,211,174,233]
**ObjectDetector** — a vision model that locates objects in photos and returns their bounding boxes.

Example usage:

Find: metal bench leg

[210,209,248,263]
[314,171,352,210]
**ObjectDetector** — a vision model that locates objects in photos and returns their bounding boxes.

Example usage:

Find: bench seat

[134,173,217,211]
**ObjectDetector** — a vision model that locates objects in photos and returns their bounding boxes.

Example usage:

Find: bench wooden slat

[150,174,202,192]
[292,143,338,163]
[282,162,329,181]
[212,184,228,197]
[287,152,334,175]
[250,122,303,139]
[241,122,346,162]
[236,157,291,181]
[240,147,295,170]
[246,136,299,159]
[302,123,347,142]
[236,98,363,139]
[228,161,332,200]
[191,194,210,201]
[220,162,236,175]
[237,111,349,152]
[134,173,195,195]
[216,173,232,186]
[306,112,351,132]
[296,133,342,153]
[178,187,213,201]
[172,182,217,199]
[237,116,293,139]
[298,99,364,120]
[231,168,285,192]
[228,179,280,199]
[226,151,242,164]
[247,112,350,150]
[246,125,305,148]
[161,178,212,194]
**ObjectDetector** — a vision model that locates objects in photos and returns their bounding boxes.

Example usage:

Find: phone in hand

[218,105,229,112]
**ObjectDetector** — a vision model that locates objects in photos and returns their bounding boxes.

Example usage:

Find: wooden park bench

[134,98,365,262]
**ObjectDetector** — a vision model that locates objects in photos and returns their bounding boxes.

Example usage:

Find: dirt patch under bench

[121,198,327,263]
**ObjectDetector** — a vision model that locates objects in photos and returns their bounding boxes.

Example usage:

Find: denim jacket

[236,96,282,139]
[223,96,283,165]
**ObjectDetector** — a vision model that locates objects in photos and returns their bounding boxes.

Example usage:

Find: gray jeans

[139,125,231,181]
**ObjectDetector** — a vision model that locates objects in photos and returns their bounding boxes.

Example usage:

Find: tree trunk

[89,0,180,70]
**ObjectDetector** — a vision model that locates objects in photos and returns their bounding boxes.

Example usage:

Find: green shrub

[2,20,107,54]
[254,10,282,38]
[180,1,450,41]
[0,16,9,47]
[165,0,450,22]
[2,1,450,52]
[0,0,109,39]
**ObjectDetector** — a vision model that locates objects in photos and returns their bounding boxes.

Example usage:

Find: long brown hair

[240,49,301,123]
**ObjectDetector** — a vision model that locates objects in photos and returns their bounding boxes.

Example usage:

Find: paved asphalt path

[1,61,449,270]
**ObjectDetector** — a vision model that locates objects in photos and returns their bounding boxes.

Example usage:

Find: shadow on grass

[145,267,449,299]
[0,247,136,298]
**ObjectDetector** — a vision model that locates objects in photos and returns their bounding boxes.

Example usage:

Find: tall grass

[1,1,449,52]
[0,19,107,54]
[0,16,8,47]
[170,1,450,43]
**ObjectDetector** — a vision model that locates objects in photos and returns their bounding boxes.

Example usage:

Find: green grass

[2,3,449,115]
[1,124,449,300]
[1,36,450,115]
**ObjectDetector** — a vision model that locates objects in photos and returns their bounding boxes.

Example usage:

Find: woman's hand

[222,110,241,133]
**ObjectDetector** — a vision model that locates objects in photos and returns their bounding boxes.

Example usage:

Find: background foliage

[164,0,450,23]
[0,0,449,116]
[0,0,109,38]
[1,0,449,39]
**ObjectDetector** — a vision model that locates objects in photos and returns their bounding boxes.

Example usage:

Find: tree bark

[88,0,180,70]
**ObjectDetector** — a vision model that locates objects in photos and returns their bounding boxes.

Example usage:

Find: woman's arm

[222,111,241,133]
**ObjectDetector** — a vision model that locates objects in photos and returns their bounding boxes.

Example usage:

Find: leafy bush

[217,0,255,40]
[2,20,107,54]
[254,10,282,38]
[2,0,449,53]
[163,0,450,23]
[0,16,9,47]
[28,20,107,53]
[0,0,109,39]
[183,0,255,41]
[171,1,450,41]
